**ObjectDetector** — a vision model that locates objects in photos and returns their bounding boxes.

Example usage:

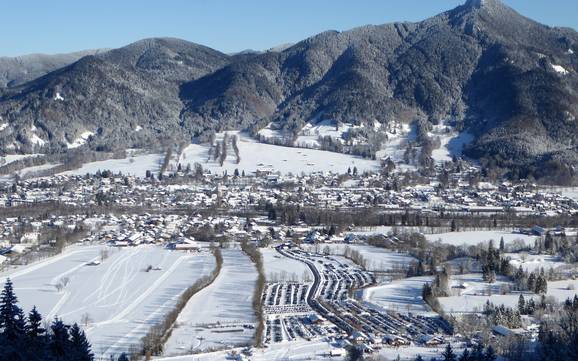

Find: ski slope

[1,245,215,358]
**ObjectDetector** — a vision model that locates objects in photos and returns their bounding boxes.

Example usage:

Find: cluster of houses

[0,171,576,218]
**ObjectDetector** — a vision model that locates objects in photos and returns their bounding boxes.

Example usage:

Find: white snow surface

[29,133,46,146]
[556,187,578,201]
[8,163,61,181]
[54,92,64,101]
[425,230,538,247]
[430,128,474,163]
[61,152,164,177]
[1,245,215,358]
[0,153,42,166]
[376,123,416,169]
[157,340,343,361]
[363,276,435,315]
[506,253,567,272]
[0,123,7,131]
[66,131,94,149]
[439,274,578,314]
[438,273,519,314]
[261,247,312,281]
[551,64,569,74]
[163,248,257,355]
[177,132,379,175]
[303,244,416,272]
[154,341,456,361]
[294,119,358,148]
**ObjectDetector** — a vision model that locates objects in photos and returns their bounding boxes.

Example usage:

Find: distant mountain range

[0,0,576,182]
[0,49,107,88]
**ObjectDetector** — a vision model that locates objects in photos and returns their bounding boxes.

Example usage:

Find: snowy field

[438,274,519,314]
[428,123,474,164]
[547,279,578,303]
[177,132,379,175]
[349,226,396,235]
[17,163,61,178]
[261,247,312,282]
[551,187,578,202]
[163,248,257,355]
[376,123,417,171]
[1,244,215,359]
[0,162,61,182]
[439,274,578,314]
[363,276,435,315]
[154,340,455,361]
[302,243,416,272]
[157,340,343,361]
[425,230,538,247]
[61,152,164,178]
[0,153,42,166]
[506,253,567,272]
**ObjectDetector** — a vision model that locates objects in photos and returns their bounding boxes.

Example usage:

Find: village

[0,166,576,360]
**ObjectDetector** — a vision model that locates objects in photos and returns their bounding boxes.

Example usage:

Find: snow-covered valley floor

[177,132,380,176]
[163,248,257,356]
[1,244,215,359]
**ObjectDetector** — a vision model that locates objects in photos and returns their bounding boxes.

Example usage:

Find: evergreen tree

[527,273,536,291]
[24,307,46,360]
[414,356,424,361]
[117,354,130,361]
[484,345,497,361]
[0,278,24,341]
[527,298,536,314]
[472,343,484,361]
[25,307,44,339]
[0,278,28,361]
[48,318,70,361]
[69,323,94,361]
[459,348,470,361]
[442,343,456,361]
[0,280,93,360]
[518,294,526,314]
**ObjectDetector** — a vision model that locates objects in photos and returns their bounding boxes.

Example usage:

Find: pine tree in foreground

[0,279,94,361]
[69,323,94,361]
[442,343,457,361]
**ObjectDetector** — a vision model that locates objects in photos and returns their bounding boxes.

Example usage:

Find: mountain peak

[464,0,502,9]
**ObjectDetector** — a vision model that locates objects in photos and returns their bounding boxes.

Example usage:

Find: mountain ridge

[0,0,577,183]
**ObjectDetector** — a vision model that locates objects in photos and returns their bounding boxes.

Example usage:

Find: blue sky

[1,0,577,56]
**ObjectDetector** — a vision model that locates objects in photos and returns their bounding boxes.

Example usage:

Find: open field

[1,244,215,359]
[163,248,257,355]
[302,243,416,272]
[261,247,312,282]
[425,230,538,247]
[61,152,164,178]
[177,133,380,175]
[363,276,435,315]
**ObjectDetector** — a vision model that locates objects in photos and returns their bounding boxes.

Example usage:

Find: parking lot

[263,245,453,346]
